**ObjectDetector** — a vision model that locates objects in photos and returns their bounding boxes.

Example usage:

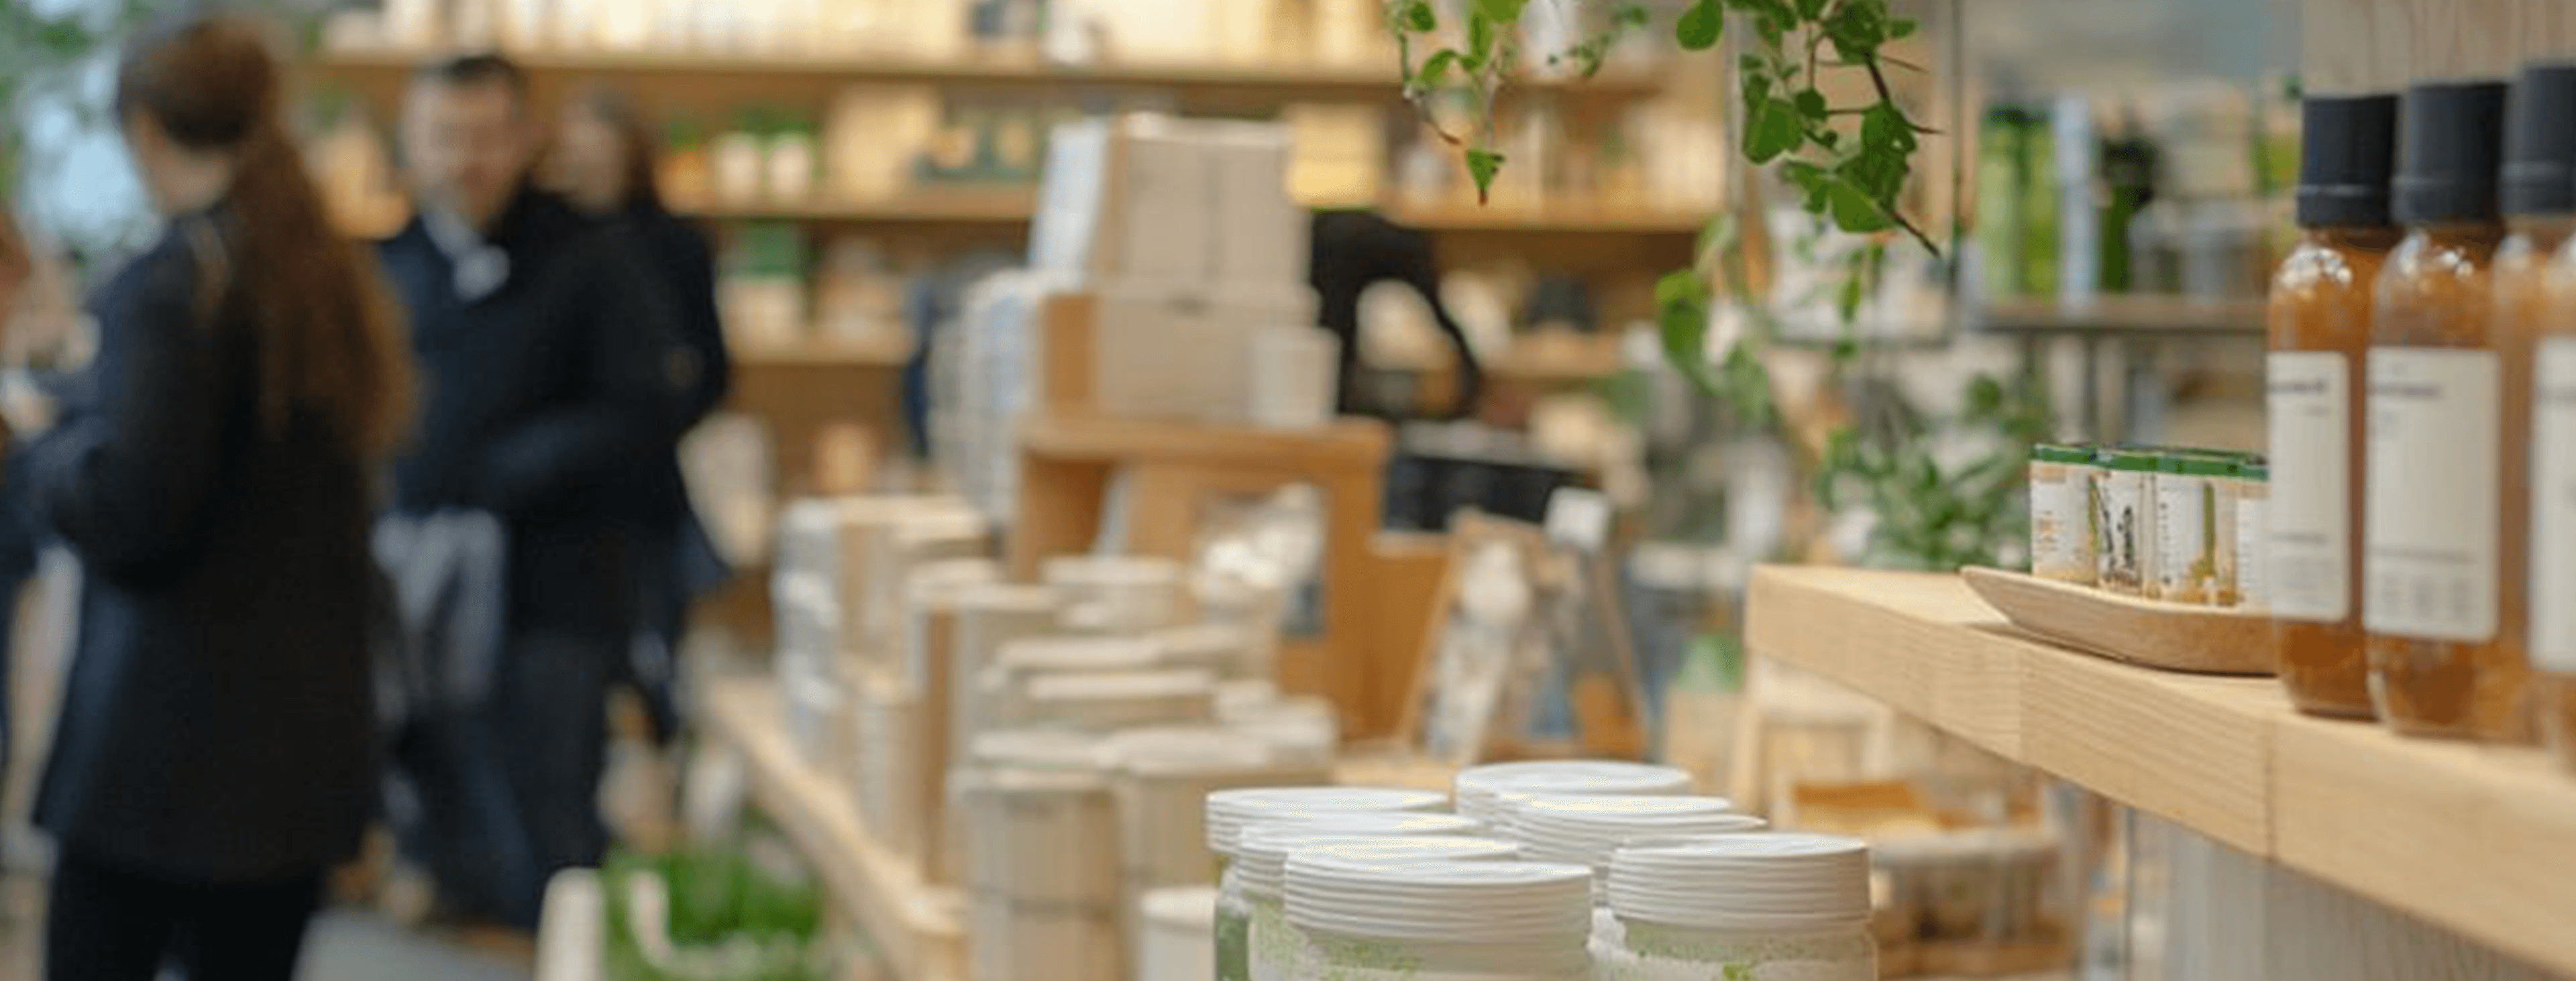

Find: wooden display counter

[700,677,967,981]
[1745,566,2576,978]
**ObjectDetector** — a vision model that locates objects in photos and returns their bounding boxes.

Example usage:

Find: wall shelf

[699,677,967,981]
[1744,566,2576,979]
[308,48,1666,115]
[676,193,1711,241]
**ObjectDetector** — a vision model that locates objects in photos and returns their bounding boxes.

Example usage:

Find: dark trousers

[393,626,616,931]
[45,851,320,981]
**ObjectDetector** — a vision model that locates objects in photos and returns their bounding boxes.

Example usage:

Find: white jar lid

[1456,760,1693,822]
[1285,854,1593,945]
[1514,795,1764,868]
[1236,832,1515,901]
[1204,786,1450,854]
[1608,833,1873,931]
[1142,886,1220,930]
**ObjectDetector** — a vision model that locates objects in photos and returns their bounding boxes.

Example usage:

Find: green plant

[1389,0,2049,572]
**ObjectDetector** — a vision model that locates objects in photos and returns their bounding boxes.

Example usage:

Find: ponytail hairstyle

[115,13,415,459]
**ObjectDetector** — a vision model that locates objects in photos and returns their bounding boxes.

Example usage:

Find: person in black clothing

[0,15,417,981]
[1309,210,1484,420]
[549,87,733,744]
[377,54,692,930]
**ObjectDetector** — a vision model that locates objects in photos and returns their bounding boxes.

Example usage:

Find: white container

[2027,445,2098,584]
[1025,669,1218,732]
[1203,787,1450,857]
[1603,835,1877,981]
[1108,730,1328,939]
[1509,796,1764,900]
[1285,854,1593,981]
[1141,886,1220,981]
[1151,624,1261,679]
[1454,761,1695,830]
[1234,834,1521,981]
[971,894,1123,981]
[1046,555,1188,632]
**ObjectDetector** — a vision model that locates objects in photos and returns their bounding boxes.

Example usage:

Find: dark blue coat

[25,211,378,882]
[612,204,729,529]
[377,188,692,638]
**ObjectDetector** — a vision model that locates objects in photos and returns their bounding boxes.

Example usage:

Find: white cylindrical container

[1453,760,1695,831]
[1141,886,1220,981]
[1025,670,1218,732]
[1509,796,1764,901]
[971,893,1123,981]
[1108,730,1330,956]
[1603,834,1877,981]
[1152,623,1261,679]
[1203,787,1450,858]
[1285,854,1594,981]
[1046,555,1188,632]
[1236,834,1521,981]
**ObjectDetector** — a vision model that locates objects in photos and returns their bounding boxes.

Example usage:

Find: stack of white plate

[1607,833,1874,931]
[1513,795,1764,900]
[1453,760,1695,833]
[1203,787,1448,857]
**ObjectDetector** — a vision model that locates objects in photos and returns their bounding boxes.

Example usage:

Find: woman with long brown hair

[0,13,412,980]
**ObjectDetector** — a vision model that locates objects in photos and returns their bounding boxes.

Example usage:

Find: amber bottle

[2268,94,2401,717]
[2365,79,2520,740]
[2516,68,2576,767]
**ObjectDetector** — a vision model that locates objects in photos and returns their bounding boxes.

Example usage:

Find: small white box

[1030,117,1214,283]
[1088,282,1319,425]
[1201,123,1308,286]
[1245,325,1340,430]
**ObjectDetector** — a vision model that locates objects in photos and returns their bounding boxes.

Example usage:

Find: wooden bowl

[1961,567,2275,676]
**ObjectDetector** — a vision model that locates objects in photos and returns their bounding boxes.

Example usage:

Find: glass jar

[2512,66,2576,767]
[2029,443,2098,584]
[2092,448,2161,596]
[1603,835,1877,981]
[2365,78,2521,741]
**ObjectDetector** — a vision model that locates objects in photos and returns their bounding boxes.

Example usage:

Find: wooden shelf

[1745,566,2576,978]
[733,337,916,368]
[1018,414,1390,471]
[682,193,1709,241]
[699,677,967,981]
[309,47,1664,114]
[1976,296,2266,337]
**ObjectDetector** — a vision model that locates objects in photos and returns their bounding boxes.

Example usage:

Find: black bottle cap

[2395,78,2510,225]
[2298,94,2398,228]
[2504,63,2576,216]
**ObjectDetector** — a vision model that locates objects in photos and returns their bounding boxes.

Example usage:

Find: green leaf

[1613,3,1652,28]
[1474,0,1531,23]
[1827,179,1892,232]
[1795,0,1831,18]
[1794,89,1828,121]
[1890,17,1919,40]
[1744,98,1805,164]
[1466,11,1497,68]
[1465,148,1507,203]
[1754,12,1784,46]
[1418,49,1462,87]
[1656,272,1717,394]
[1966,375,2006,416]
[1676,0,1724,50]
[1862,103,1917,154]
[1837,267,1868,322]
[1405,1,1438,32]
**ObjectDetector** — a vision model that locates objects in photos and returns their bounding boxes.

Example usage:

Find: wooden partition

[2304,0,2576,91]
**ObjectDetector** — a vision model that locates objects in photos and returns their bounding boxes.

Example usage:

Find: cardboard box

[1030,117,1212,284]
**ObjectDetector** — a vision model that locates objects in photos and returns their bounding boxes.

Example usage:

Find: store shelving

[307,47,1667,115]
[699,676,968,981]
[1976,296,2267,337]
[677,192,1711,243]
[733,335,916,369]
[1743,565,2576,979]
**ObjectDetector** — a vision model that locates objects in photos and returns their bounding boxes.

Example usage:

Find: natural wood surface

[1017,415,1390,471]
[1962,568,2276,675]
[1746,565,2576,976]
[1976,296,2265,338]
[700,677,967,981]
[2302,0,2576,93]
[308,47,1664,116]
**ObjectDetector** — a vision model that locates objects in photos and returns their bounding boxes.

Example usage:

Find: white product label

[2237,492,2269,610]
[2029,467,2094,580]
[2364,349,2502,642]
[2267,352,2351,621]
[2533,339,2576,671]
[2156,474,2215,600]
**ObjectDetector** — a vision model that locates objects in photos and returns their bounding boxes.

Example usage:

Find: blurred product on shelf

[2267,92,2400,719]
[2027,444,2098,584]
[2364,78,2519,742]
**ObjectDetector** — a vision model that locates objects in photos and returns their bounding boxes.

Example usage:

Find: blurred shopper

[549,89,733,746]
[1310,210,1483,420]
[376,54,691,931]
[0,15,414,981]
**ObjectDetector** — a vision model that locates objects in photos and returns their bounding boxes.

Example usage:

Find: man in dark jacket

[376,54,693,930]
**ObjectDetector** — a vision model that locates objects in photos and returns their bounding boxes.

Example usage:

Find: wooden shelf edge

[1017,414,1391,470]
[700,677,967,981]
[1746,565,2576,978]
